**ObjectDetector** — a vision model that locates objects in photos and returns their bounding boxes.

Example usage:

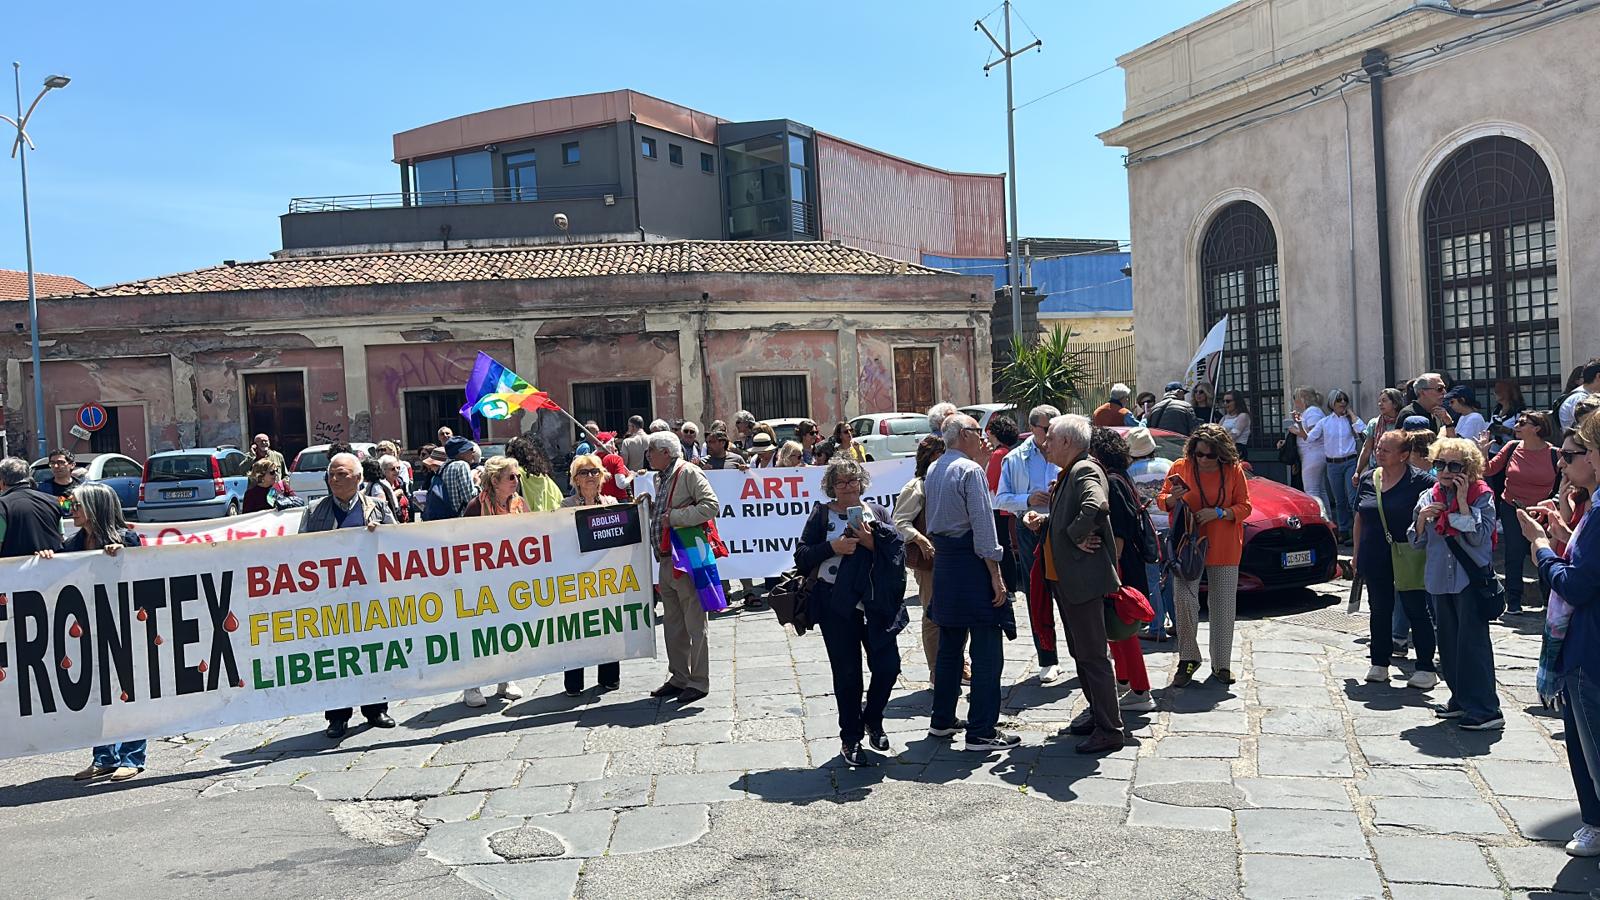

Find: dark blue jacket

[794,501,908,634]
[1539,505,1600,676]
[63,527,144,553]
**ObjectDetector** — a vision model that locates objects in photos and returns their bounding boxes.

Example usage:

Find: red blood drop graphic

[0,668,7,683]
[234,679,245,689]
[120,691,130,702]
[0,593,8,606]
[197,661,209,674]
[136,608,148,621]
[59,656,72,670]
[223,612,239,633]
[68,621,83,639]
[154,635,164,646]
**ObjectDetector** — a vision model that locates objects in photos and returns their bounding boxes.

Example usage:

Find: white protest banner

[132,508,306,545]
[636,458,915,580]
[0,505,653,760]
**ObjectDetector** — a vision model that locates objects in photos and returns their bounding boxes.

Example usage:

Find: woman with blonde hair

[1159,423,1253,686]
[1408,437,1501,730]
[459,455,528,707]
[560,453,622,695]
[776,440,806,468]
[1288,386,1329,513]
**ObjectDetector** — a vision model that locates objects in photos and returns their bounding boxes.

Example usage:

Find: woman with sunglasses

[560,453,624,695]
[1219,391,1252,452]
[1159,423,1252,686]
[459,456,530,708]
[1486,411,1560,616]
[1352,429,1438,688]
[832,422,868,463]
[1409,438,1501,730]
[34,483,148,782]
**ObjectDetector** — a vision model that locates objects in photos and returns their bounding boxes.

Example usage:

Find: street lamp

[2,63,70,458]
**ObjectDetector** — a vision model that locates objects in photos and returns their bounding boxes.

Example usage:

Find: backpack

[1165,502,1209,582]
[1113,471,1162,565]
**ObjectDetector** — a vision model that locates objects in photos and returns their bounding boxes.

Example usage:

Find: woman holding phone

[795,459,907,767]
[1485,411,1559,616]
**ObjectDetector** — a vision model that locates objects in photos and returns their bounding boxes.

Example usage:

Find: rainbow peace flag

[459,352,561,436]
[670,526,728,613]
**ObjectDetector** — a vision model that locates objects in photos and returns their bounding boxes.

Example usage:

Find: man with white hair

[1092,384,1137,427]
[301,452,397,739]
[646,431,720,705]
[733,410,758,452]
[926,401,960,435]
[1025,415,1125,754]
[996,404,1066,684]
[924,413,1018,752]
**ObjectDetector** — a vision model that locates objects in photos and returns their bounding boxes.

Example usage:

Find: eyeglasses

[1192,450,1219,460]
[1560,448,1590,464]
[1435,460,1466,473]
[576,468,603,477]
[836,477,862,487]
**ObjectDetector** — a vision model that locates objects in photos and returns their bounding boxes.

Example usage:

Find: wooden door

[244,372,309,459]
[893,347,935,413]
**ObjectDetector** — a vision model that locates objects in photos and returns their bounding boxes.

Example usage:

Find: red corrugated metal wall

[815,135,1005,262]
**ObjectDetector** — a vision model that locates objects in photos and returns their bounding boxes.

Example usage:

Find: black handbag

[1443,533,1506,621]
[765,568,817,636]
[1277,432,1301,466]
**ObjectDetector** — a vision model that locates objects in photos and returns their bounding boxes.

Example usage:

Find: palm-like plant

[995,328,1088,413]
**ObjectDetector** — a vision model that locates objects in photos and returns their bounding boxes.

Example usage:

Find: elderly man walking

[647,431,720,704]
[303,453,397,739]
[1025,415,1126,754]
[925,413,1018,752]
[996,404,1065,684]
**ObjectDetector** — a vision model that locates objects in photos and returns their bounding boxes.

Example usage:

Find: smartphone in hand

[847,505,864,532]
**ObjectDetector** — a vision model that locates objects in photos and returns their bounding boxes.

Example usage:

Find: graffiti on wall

[313,419,346,444]
[859,355,895,413]
[377,347,476,408]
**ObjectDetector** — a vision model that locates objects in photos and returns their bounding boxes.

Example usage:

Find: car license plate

[1282,550,1315,568]
[165,488,196,500]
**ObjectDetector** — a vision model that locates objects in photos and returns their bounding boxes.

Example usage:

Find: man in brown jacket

[645,431,720,704]
[1036,414,1125,753]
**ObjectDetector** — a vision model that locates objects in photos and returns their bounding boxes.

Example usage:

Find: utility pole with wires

[976,1,1040,347]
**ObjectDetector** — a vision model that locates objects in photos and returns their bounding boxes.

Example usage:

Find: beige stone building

[1102,0,1597,447]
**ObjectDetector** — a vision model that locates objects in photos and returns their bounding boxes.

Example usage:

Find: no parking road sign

[77,403,109,433]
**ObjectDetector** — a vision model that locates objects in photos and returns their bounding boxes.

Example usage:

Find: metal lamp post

[3,63,70,458]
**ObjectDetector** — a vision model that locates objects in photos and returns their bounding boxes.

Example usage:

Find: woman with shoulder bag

[1485,411,1559,616]
[1408,437,1502,730]
[1352,429,1438,688]
[895,436,970,687]
[795,459,907,767]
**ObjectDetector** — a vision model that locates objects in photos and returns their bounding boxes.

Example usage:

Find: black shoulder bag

[1442,531,1506,621]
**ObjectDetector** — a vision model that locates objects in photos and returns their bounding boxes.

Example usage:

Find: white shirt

[1308,411,1364,458]
[1560,388,1594,431]
[1297,406,1328,461]
[1220,412,1251,445]
[1454,411,1488,441]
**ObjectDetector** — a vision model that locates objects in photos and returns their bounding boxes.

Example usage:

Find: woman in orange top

[1158,423,1253,687]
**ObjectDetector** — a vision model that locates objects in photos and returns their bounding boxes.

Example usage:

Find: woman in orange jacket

[1159,423,1253,687]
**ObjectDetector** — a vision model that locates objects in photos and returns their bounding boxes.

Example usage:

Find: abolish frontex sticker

[0,507,654,760]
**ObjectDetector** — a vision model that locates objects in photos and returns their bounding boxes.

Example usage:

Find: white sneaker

[1119,690,1157,711]
[1039,665,1065,685]
[462,687,487,708]
[1567,824,1600,857]
[1365,665,1390,683]
[496,681,523,701]
[1407,670,1439,690]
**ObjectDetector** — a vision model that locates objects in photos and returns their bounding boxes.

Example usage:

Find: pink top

[1486,440,1560,507]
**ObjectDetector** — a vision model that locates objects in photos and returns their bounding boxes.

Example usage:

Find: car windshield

[887,418,931,436]
[147,454,213,482]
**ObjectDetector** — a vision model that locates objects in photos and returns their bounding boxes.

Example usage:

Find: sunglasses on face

[1561,448,1591,464]
[1435,460,1466,473]
[576,468,603,477]
[1192,449,1219,460]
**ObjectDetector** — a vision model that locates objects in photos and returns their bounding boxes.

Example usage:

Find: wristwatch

[1216,507,1227,521]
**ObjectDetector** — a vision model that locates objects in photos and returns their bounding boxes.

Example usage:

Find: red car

[1120,428,1339,593]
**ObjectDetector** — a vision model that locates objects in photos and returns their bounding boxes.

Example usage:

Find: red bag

[1111,586,1154,625]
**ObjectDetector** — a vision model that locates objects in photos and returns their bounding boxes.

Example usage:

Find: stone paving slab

[608,804,711,854]
[1370,834,1500,888]
[571,775,652,812]
[652,772,748,805]
[367,764,465,800]
[1133,758,1234,787]
[481,785,575,818]
[1491,844,1600,893]
[695,739,807,772]
[454,860,583,900]
[292,768,388,801]
[1370,796,1510,836]
[1241,854,1384,900]
[1258,707,1345,738]
[1153,735,1242,758]
[418,791,488,824]
[1236,808,1370,857]
[520,753,609,786]
[1127,796,1233,831]
[1257,736,1354,777]
[1500,796,1585,842]
[455,759,524,793]
[1233,777,1353,811]
[1356,767,1482,798]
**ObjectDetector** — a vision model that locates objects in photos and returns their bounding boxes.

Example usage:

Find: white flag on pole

[1182,315,1228,394]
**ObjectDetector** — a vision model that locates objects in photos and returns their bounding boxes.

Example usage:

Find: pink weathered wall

[536,333,682,424]
[702,330,840,424]
[364,341,519,444]
[856,329,978,413]
[34,357,176,457]
[191,347,346,449]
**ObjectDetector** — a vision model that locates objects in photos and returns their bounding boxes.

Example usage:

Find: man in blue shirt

[995,404,1065,684]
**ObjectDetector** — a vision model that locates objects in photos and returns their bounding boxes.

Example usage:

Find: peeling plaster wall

[857,329,978,413]
[364,340,519,443]
[702,330,839,423]
[535,333,683,424]
[33,357,176,457]
[191,347,346,450]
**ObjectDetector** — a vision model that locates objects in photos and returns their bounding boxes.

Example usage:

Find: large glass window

[572,381,654,435]
[1424,136,1560,410]
[412,151,493,205]
[740,375,808,420]
[722,131,814,240]
[405,389,469,450]
[505,150,537,201]
[1200,200,1283,450]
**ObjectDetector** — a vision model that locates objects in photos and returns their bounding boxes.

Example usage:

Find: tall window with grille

[1200,201,1283,449]
[1424,136,1560,410]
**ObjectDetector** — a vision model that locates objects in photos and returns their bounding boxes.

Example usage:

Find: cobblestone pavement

[1,576,1593,899]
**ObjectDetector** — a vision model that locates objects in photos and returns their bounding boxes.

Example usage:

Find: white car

[288,442,377,502]
[847,413,931,460]
[961,403,1019,434]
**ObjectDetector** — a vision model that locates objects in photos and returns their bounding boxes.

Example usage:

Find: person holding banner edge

[303,453,398,739]
[646,432,720,705]
[561,453,624,696]
[32,482,149,782]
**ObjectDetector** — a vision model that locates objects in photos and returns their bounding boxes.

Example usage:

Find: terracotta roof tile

[0,269,90,300]
[74,240,941,298]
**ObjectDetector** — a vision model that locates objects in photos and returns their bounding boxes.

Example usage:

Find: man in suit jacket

[645,431,721,705]
[1032,414,1125,753]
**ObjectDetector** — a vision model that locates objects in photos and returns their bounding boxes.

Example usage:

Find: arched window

[1424,136,1560,409]
[1201,200,1282,448]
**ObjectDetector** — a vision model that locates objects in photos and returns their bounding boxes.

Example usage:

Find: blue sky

[0,1,1223,288]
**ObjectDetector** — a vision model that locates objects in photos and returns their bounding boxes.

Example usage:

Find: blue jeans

[1565,669,1600,826]
[931,624,1003,741]
[1393,601,1411,645]
[1325,457,1357,534]
[93,740,147,769]
[1431,591,1500,720]
[1145,560,1175,636]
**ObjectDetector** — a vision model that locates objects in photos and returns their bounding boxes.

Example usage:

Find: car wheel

[865,455,876,462]
[227,501,239,518]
